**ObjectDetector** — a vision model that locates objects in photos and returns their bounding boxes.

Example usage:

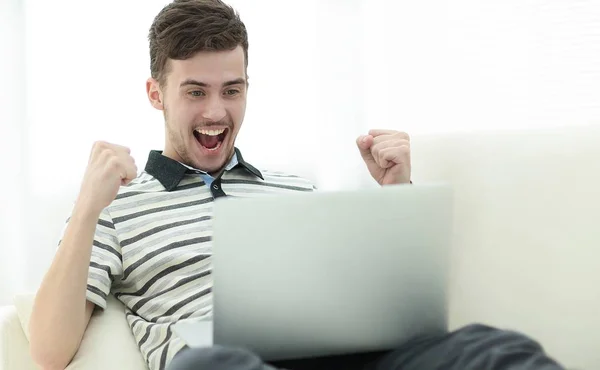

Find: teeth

[195,128,225,136]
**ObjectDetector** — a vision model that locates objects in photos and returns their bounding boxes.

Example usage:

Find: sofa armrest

[0,305,37,370]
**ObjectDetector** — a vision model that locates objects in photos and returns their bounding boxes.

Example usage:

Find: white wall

[0,0,26,304]
[2,0,600,303]
[371,0,600,136]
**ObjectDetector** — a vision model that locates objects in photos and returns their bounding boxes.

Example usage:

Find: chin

[194,156,229,174]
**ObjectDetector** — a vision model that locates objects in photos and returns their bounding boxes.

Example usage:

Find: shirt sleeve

[57,207,123,310]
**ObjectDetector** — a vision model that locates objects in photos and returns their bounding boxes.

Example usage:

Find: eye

[225,89,240,96]
[189,90,205,97]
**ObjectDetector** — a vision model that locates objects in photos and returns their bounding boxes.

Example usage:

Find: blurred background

[1,0,599,304]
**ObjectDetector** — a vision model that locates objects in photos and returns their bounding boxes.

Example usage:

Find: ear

[146,78,164,111]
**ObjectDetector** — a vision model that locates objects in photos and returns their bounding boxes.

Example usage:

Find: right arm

[28,206,100,370]
[28,141,137,370]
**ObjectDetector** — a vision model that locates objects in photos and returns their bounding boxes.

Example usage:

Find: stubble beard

[164,107,194,167]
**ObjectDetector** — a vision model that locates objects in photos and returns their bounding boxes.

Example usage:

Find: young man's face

[147,46,247,174]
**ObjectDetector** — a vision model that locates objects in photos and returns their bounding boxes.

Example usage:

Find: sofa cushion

[13,293,148,370]
[0,305,39,370]
[13,294,34,342]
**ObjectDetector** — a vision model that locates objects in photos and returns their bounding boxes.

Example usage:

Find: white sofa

[2,125,599,370]
[2,294,147,370]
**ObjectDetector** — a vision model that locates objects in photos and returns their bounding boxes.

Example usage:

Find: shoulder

[116,172,159,193]
[107,172,163,209]
[259,169,317,191]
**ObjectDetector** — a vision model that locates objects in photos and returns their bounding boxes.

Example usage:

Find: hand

[76,141,138,215]
[356,129,411,186]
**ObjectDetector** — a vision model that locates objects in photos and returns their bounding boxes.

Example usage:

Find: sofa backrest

[411,124,600,369]
[17,124,600,369]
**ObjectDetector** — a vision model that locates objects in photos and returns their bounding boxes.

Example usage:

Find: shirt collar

[144,147,263,191]
[179,151,240,174]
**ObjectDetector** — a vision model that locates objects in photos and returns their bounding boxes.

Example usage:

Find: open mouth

[193,127,228,152]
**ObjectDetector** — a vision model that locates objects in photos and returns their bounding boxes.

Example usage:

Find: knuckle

[393,132,410,141]
[93,140,106,149]
[107,156,121,169]
[99,149,113,162]
[91,141,106,155]
[116,144,131,154]
[394,139,409,147]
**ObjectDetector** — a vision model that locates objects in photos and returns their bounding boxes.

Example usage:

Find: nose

[202,95,226,122]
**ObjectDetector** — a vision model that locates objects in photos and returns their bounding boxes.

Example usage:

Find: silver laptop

[173,183,453,362]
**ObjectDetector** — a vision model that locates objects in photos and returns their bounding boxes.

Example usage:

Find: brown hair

[148,0,249,86]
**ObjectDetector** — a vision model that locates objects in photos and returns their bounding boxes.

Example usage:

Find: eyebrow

[179,78,246,88]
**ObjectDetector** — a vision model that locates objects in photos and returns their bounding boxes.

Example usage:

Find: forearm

[29,205,99,368]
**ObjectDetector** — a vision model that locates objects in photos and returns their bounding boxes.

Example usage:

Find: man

[28,1,565,370]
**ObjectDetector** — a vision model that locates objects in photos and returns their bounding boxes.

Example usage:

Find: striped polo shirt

[66,148,315,370]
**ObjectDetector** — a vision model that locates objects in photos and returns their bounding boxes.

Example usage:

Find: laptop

[172,183,453,362]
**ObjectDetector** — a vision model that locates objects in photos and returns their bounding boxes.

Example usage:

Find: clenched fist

[356,129,411,186]
[76,141,138,215]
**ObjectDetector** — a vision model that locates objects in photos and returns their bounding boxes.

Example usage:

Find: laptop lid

[210,184,453,361]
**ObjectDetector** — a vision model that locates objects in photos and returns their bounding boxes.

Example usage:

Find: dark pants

[167,324,566,370]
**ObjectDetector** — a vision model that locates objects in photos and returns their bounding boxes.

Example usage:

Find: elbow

[29,329,75,370]
[30,340,73,370]
[30,348,71,370]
